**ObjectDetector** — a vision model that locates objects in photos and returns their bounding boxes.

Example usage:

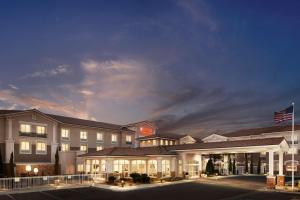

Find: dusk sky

[1,0,300,137]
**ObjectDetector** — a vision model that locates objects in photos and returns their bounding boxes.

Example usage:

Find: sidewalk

[93,179,195,192]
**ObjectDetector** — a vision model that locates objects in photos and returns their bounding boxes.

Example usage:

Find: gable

[179,135,196,144]
[202,134,228,143]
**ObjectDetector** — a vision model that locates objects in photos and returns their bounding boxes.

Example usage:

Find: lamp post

[33,168,39,176]
[25,165,31,176]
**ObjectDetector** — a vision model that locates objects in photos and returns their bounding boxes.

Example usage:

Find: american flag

[274,105,294,123]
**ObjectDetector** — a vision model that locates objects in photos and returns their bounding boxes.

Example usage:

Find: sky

[0,0,300,137]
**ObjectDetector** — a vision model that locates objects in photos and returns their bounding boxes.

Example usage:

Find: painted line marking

[6,194,16,200]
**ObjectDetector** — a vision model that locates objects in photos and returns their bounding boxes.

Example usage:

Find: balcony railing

[19,131,47,138]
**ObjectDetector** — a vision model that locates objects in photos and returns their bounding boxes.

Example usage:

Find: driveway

[0,176,299,200]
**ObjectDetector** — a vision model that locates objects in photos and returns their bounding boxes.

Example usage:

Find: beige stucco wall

[0,118,6,142]
[10,111,55,145]
[57,124,135,150]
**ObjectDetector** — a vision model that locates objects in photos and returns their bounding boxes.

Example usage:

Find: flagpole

[292,102,295,191]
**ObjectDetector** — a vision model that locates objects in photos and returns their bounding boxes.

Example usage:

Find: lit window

[126,135,132,144]
[111,134,117,144]
[61,129,70,140]
[80,131,88,141]
[20,124,31,133]
[153,140,157,146]
[97,133,103,142]
[160,140,163,146]
[165,140,169,145]
[147,140,151,143]
[96,145,103,151]
[20,141,30,154]
[80,144,87,152]
[77,164,84,172]
[170,141,173,145]
[36,126,46,135]
[36,142,46,154]
[61,143,69,151]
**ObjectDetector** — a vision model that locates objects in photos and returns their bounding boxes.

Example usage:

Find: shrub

[205,158,214,175]
[130,173,150,183]
[140,174,150,183]
[108,176,116,184]
[130,173,141,183]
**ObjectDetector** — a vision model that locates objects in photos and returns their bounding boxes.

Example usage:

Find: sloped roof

[224,125,300,137]
[170,137,286,151]
[0,109,133,131]
[47,114,124,130]
[79,146,176,157]
[137,133,185,140]
[0,110,23,115]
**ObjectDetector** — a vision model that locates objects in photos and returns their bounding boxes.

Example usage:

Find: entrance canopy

[170,137,289,154]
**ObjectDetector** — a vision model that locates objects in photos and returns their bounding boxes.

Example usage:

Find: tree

[245,153,248,173]
[54,147,59,175]
[0,149,4,178]
[228,157,232,174]
[257,156,261,174]
[205,158,214,175]
[9,152,15,177]
[232,159,236,175]
[250,154,253,174]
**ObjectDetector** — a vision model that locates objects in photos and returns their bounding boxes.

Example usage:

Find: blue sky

[0,0,300,136]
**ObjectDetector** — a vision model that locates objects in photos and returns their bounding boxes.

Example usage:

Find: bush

[108,176,116,184]
[140,174,150,183]
[130,173,150,183]
[205,158,215,175]
[130,173,141,183]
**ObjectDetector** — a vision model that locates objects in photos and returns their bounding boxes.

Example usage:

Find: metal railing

[0,174,106,191]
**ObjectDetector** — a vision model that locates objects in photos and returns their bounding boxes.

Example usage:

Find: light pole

[25,165,32,176]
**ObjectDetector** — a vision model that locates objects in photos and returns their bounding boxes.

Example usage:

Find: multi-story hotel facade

[0,109,298,188]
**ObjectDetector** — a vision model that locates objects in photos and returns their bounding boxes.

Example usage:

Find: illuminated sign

[140,127,154,136]
[286,165,297,172]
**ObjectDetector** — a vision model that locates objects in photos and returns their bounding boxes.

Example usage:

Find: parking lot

[0,176,299,200]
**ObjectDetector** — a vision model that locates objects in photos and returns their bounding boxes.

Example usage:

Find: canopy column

[266,150,276,189]
[277,151,285,187]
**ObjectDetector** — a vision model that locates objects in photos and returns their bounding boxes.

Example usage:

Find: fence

[0,174,106,191]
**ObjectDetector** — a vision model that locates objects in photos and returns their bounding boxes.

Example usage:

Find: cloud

[8,84,18,90]
[22,65,71,79]
[0,89,89,119]
[177,0,217,31]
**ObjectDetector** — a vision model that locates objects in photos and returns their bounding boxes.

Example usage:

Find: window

[96,145,103,151]
[162,160,171,177]
[126,135,132,144]
[61,143,69,151]
[153,140,157,146]
[20,124,31,133]
[111,134,117,144]
[101,160,106,172]
[160,139,164,146]
[36,142,46,154]
[61,129,70,140]
[36,126,46,135]
[80,131,88,141]
[97,133,103,142]
[20,141,31,154]
[77,164,84,172]
[170,141,173,145]
[113,160,129,173]
[85,160,91,173]
[80,144,87,152]
[148,160,157,176]
[131,160,146,173]
[165,140,169,146]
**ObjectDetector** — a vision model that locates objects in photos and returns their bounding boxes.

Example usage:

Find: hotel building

[0,109,298,188]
